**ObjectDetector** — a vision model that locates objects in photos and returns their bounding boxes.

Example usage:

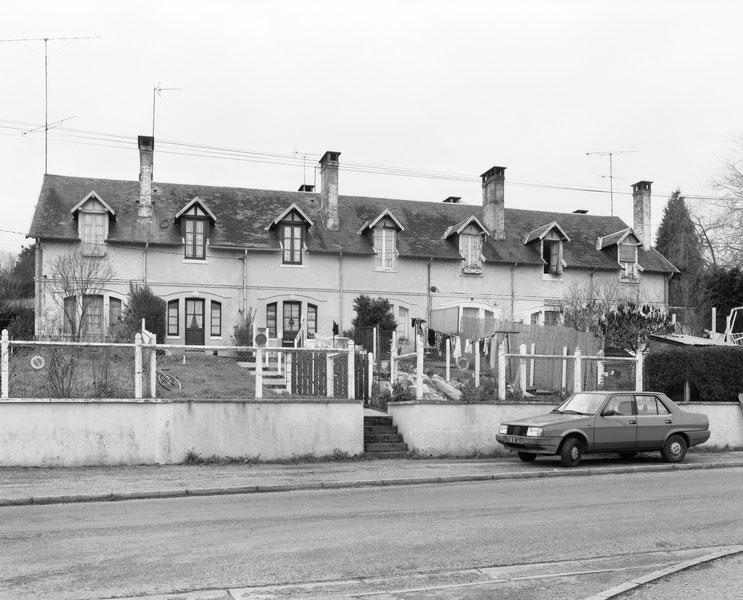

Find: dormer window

[184,212,207,259]
[597,228,641,283]
[543,239,563,276]
[459,231,482,273]
[523,221,570,280]
[358,209,404,273]
[265,203,313,267]
[281,211,305,265]
[70,192,115,257]
[374,226,396,270]
[442,216,488,275]
[619,242,639,280]
[175,198,217,261]
[81,213,106,256]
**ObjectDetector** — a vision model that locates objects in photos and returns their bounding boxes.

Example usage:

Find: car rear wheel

[662,434,687,463]
[517,452,537,462]
[560,437,583,467]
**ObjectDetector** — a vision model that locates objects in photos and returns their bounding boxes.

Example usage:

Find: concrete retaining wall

[388,401,743,457]
[0,399,363,467]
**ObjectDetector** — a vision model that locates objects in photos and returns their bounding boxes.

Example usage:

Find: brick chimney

[632,180,652,250]
[481,166,506,239]
[138,135,154,219]
[320,151,340,230]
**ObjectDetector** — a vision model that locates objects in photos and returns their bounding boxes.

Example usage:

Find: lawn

[6,345,257,400]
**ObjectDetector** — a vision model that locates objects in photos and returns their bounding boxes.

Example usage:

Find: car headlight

[498,425,508,435]
[526,427,543,437]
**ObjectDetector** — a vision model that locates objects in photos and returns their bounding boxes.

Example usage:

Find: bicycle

[154,352,182,391]
[156,367,181,391]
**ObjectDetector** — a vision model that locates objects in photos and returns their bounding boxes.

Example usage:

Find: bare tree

[692,135,743,267]
[46,250,115,340]
[560,279,637,336]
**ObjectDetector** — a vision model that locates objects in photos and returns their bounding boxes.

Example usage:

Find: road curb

[583,545,743,600]
[1,460,742,507]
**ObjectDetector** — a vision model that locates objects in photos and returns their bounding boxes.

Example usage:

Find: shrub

[232,308,256,346]
[644,346,743,402]
[120,285,166,343]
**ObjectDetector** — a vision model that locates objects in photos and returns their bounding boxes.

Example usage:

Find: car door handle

[629,419,637,424]
[665,419,672,424]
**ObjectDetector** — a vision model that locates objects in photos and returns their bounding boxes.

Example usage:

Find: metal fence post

[416,334,423,400]
[347,341,355,400]
[149,342,157,399]
[134,333,143,399]
[285,350,292,394]
[367,351,374,399]
[596,349,604,390]
[326,353,334,398]
[561,346,568,390]
[498,341,506,401]
[255,346,263,399]
[519,343,527,394]
[474,339,480,389]
[573,347,582,393]
[1,329,8,400]
[529,342,536,388]
[635,351,643,391]
[445,337,451,382]
[390,330,397,384]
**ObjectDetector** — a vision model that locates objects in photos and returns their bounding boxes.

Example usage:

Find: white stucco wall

[388,401,743,457]
[0,399,363,467]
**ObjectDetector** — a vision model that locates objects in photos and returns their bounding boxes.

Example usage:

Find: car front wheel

[518,452,537,462]
[560,437,583,467]
[662,434,687,463]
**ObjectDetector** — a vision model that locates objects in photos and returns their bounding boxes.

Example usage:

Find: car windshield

[554,393,607,415]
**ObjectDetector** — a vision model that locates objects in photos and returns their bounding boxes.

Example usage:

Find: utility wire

[0,119,733,202]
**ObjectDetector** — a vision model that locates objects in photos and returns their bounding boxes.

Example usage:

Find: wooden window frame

[280,212,305,265]
[307,303,318,336]
[167,299,179,336]
[210,301,222,337]
[266,302,277,338]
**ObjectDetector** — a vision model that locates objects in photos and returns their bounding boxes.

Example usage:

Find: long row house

[28,136,677,345]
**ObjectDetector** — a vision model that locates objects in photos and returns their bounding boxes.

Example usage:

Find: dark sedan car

[496,391,710,467]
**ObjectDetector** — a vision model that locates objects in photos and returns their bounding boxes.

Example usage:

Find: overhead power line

[0,118,732,203]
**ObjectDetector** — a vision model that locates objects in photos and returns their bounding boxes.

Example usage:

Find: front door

[282,301,301,346]
[185,298,205,345]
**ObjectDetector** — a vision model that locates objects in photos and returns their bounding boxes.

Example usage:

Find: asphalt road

[1,468,742,599]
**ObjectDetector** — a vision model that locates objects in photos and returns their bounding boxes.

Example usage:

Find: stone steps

[363,414,408,458]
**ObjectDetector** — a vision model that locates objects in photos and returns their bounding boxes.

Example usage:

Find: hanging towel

[464,338,473,354]
[453,336,462,360]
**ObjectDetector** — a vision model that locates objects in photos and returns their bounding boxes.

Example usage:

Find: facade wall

[0,399,363,466]
[35,236,669,345]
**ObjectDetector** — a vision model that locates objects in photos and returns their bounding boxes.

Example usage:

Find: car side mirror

[602,409,618,417]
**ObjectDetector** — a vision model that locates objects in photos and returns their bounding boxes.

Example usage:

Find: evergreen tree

[655,189,705,309]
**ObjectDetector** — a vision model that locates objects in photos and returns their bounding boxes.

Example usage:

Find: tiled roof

[28,174,678,273]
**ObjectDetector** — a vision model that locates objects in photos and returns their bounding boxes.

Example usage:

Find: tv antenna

[0,35,100,173]
[293,150,321,188]
[152,82,183,138]
[586,149,638,215]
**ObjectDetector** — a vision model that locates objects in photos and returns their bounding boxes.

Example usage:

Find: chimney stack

[481,166,506,239]
[138,135,154,219]
[632,180,652,250]
[320,151,340,230]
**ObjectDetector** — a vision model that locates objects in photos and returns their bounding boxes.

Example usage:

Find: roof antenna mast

[152,82,183,138]
[586,150,638,216]
[0,35,100,174]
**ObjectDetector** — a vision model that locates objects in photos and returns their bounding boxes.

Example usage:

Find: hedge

[644,346,743,402]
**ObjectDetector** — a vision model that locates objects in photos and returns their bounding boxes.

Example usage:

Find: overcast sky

[2,0,742,255]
